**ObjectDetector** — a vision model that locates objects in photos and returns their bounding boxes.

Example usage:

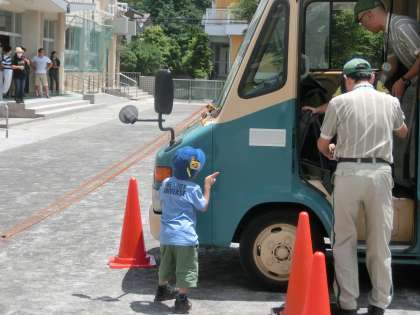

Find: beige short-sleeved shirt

[320,82,405,163]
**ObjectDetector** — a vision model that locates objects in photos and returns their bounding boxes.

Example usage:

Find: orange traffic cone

[108,177,156,269]
[302,252,331,315]
[276,212,313,315]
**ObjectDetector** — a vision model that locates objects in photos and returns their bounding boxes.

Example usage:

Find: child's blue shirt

[159,177,207,246]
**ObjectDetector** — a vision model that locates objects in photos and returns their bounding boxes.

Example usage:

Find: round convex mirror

[119,105,139,124]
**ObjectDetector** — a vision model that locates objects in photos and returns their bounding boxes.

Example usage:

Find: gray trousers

[332,162,393,310]
[394,84,417,187]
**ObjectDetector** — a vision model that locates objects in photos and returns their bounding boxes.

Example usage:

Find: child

[154,146,219,314]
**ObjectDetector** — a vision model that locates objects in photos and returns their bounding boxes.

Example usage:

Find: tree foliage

[331,10,383,69]
[231,0,260,22]
[122,0,213,78]
[182,32,214,78]
[120,26,180,75]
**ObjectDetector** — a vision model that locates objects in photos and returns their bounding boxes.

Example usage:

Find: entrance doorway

[0,34,10,51]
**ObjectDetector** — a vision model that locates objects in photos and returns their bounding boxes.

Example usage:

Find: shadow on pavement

[122,246,279,299]
[130,301,174,315]
[358,264,420,311]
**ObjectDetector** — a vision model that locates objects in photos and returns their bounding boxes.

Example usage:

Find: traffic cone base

[108,255,156,269]
[109,177,157,269]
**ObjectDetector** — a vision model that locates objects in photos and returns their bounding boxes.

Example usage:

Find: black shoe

[368,305,385,315]
[174,294,192,314]
[154,284,178,302]
[332,308,358,315]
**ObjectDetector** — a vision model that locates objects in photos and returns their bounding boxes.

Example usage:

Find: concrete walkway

[0,99,419,315]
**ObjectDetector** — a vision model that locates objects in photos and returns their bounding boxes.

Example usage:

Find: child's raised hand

[205,172,220,188]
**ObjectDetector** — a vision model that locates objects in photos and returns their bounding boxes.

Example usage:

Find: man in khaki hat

[318,58,408,315]
[354,0,420,187]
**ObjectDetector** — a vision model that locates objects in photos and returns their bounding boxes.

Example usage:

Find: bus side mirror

[119,105,139,124]
[118,70,178,147]
[154,69,174,115]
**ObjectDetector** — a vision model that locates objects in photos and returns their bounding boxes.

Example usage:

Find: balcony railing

[202,8,247,25]
[203,8,248,36]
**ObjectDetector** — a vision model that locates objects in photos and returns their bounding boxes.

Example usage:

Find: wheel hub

[273,243,292,262]
[253,223,296,282]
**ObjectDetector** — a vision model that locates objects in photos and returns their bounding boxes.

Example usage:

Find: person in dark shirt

[12,47,27,104]
[21,47,31,96]
[49,51,60,94]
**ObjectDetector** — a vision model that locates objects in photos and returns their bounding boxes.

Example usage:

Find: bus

[131,0,419,289]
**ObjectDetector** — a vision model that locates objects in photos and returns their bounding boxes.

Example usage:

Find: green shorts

[158,245,198,288]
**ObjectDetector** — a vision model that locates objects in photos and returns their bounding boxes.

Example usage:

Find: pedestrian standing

[49,51,60,95]
[32,48,52,98]
[154,146,219,314]
[21,47,31,96]
[12,47,27,104]
[0,46,13,99]
[354,0,420,187]
[318,58,408,315]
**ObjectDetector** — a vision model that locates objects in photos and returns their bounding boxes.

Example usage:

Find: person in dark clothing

[21,47,31,96]
[49,51,60,94]
[12,47,27,104]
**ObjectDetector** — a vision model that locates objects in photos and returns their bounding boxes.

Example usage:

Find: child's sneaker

[154,284,178,302]
[174,294,192,314]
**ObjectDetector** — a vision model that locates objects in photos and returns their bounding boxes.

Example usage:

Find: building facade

[202,0,248,79]
[0,0,135,93]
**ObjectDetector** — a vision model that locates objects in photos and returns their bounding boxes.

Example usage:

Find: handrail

[0,102,9,138]
[119,73,137,86]
[64,72,143,99]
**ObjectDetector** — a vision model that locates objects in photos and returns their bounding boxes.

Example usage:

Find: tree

[120,25,181,75]
[331,10,383,69]
[231,0,260,22]
[121,0,213,77]
[182,32,213,78]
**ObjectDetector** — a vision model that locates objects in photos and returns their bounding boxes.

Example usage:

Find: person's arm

[392,21,420,97]
[317,100,338,160]
[317,138,335,159]
[11,64,24,70]
[302,103,328,114]
[394,123,408,138]
[392,56,420,97]
[200,172,220,212]
[392,97,409,138]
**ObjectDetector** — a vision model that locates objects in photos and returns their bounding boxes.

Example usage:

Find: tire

[239,210,324,291]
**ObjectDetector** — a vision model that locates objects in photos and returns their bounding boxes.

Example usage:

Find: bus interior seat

[299,75,336,193]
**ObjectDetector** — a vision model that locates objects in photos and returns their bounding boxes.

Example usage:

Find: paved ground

[0,99,419,314]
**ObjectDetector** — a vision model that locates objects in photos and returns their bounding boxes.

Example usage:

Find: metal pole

[1,103,9,138]
[189,80,192,103]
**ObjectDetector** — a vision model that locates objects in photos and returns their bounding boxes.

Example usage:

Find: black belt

[338,157,391,165]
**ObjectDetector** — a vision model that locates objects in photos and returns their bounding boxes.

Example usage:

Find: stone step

[36,102,106,119]
[22,94,84,107]
[28,100,91,113]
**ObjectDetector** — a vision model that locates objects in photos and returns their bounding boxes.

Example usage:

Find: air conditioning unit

[128,20,136,36]
[113,16,128,35]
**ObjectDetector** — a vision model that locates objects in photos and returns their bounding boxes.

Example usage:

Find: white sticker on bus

[249,128,286,147]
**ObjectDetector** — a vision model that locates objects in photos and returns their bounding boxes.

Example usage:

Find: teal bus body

[154,98,420,263]
[155,99,332,246]
[151,0,420,272]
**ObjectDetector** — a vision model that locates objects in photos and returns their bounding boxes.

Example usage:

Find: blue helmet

[172,146,206,180]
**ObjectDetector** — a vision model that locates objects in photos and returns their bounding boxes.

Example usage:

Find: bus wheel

[239,211,322,291]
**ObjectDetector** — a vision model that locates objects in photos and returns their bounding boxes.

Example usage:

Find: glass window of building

[0,11,22,50]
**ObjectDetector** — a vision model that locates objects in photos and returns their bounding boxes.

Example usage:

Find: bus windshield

[213,0,269,109]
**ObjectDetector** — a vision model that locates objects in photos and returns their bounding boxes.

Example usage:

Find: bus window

[239,0,289,99]
[304,1,383,71]
[305,2,330,70]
